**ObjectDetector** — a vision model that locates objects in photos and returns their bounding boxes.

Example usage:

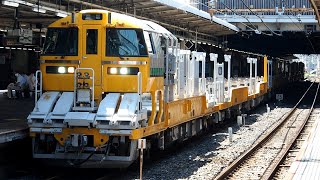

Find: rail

[214,81,316,180]
[263,82,320,179]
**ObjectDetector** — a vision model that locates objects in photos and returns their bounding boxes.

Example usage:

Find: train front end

[27,10,158,167]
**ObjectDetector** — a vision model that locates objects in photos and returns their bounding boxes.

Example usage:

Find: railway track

[7,81,315,180]
[215,81,320,180]
[271,108,320,179]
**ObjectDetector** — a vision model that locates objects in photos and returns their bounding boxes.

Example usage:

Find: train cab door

[81,25,102,101]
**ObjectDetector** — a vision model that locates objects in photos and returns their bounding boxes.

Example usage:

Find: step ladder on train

[64,68,97,127]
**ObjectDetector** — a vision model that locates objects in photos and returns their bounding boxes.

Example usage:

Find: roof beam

[0,17,57,23]
[154,12,188,18]
[135,3,165,9]
[140,7,176,14]
[107,0,152,7]
[309,0,320,25]
[217,8,314,13]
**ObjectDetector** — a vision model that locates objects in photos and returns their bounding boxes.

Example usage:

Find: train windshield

[43,28,78,56]
[106,28,148,57]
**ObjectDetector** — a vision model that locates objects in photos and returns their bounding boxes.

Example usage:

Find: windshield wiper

[43,40,53,54]
[118,32,138,54]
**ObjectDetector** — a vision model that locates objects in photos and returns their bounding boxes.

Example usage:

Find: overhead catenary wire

[239,0,282,36]
[217,0,273,36]
[215,9,257,33]
[269,0,316,53]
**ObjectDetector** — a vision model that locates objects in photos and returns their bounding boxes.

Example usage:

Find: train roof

[47,9,174,37]
[80,9,173,35]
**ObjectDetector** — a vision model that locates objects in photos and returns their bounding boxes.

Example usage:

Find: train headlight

[120,68,128,75]
[58,67,66,73]
[110,67,117,74]
[67,67,75,73]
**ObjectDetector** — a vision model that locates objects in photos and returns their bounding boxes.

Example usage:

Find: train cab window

[86,29,98,54]
[43,28,78,56]
[82,13,102,20]
[106,28,148,57]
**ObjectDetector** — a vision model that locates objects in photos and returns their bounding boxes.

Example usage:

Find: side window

[86,29,98,54]
[143,31,156,54]
[149,33,156,54]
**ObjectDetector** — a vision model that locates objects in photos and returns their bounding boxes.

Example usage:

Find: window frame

[148,33,156,54]
[86,29,98,55]
[42,27,79,56]
[106,28,148,57]
[82,13,103,20]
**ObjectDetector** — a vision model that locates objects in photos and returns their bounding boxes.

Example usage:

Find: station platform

[288,113,320,180]
[0,92,33,144]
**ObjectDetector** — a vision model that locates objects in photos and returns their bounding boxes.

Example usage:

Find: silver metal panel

[30,128,62,133]
[117,93,139,117]
[0,128,28,144]
[28,122,65,128]
[96,93,120,117]
[102,61,147,65]
[30,92,60,115]
[99,129,132,136]
[40,60,80,64]
[64,112,95,126]
[76,89,91,103]
[52,92,74,115]
[96,124,137,130]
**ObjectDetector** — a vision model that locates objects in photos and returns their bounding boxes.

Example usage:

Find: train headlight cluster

[107,67,139,75]
[46,66,76,74]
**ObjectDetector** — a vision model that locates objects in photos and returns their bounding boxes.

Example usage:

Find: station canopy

[0,0,239,43]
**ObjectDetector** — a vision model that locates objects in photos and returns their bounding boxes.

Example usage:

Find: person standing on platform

[7,72,28,99]
[27,73,36,96]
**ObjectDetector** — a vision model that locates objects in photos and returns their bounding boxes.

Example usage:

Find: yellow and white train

[27,9,304,167]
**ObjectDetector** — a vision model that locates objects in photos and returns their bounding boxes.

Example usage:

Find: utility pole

[138,139,146,180]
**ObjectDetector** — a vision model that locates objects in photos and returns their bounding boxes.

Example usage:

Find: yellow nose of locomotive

[102,57,150,93]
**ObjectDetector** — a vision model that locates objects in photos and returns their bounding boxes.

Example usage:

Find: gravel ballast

[121,104,292,180]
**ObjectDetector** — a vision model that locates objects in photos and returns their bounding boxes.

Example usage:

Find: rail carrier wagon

[27,9,304,167]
